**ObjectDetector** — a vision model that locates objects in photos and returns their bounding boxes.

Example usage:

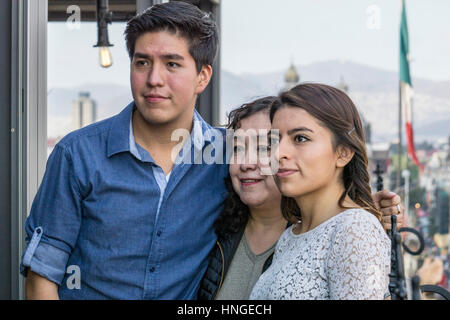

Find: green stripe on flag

[400,0,412,85]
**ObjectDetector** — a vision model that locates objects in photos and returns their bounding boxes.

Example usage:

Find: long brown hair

[269,83,381,223]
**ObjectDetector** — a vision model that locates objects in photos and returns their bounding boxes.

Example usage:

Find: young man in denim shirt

[22,2,228,299]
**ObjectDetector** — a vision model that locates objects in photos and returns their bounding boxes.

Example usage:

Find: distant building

[337,76,349,93]
[361,115,372,145]
[367,142,392,191]
[283,62,300,91]
[447,135,450,164]
[421,148,450,195]
[336,76,372,144]
[72,92,97,130]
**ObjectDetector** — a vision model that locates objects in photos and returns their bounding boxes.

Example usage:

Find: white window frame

[11,0,48,300]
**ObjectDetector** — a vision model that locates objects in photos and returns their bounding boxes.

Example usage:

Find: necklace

[293,220,302,233]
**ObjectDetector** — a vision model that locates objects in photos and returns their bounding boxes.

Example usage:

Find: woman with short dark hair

[198,96,288,300]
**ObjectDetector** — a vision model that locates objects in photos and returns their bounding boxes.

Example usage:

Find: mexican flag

[400,0,424,171]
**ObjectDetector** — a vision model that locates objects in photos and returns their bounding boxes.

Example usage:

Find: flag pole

[397,81,402,192]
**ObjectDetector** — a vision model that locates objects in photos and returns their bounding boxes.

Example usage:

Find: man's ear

[336,145,355,168]
[195,65,213,95]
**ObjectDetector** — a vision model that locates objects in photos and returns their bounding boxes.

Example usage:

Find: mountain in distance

[48,60,450,143]
[223,60,450,143]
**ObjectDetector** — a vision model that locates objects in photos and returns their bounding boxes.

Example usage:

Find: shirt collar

[192,108,212,151]
[107,102,215,158]
[106,102,135,158]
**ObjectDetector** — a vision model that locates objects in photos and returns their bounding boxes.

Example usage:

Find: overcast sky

[48,0,450,89]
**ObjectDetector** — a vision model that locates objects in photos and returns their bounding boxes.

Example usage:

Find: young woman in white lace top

[249,83,391,300]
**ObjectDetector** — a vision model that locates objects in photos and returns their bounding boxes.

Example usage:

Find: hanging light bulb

[99,46,113,68]
[94,0,114,68]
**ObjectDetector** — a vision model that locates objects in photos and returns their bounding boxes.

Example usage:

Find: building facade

[72,92,97,130]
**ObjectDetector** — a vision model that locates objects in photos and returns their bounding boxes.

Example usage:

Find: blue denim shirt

[20,102,229,299]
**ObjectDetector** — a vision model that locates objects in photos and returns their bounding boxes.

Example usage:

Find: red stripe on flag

[405,122,424,171]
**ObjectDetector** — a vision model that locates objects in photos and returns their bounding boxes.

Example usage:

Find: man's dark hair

[124,1,219,73]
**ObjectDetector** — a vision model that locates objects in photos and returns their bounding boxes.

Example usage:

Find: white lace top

[249,208,391,300]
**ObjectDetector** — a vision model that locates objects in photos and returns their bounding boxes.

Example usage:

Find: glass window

[47,11,133,157]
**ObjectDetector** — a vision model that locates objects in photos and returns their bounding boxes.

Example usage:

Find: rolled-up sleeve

[20,143,83,285]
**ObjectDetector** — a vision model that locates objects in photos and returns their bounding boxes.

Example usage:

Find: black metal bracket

[420,285,450,300]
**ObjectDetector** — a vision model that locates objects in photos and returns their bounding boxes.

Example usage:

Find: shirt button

[156,231,162,237]
[150,267,155,273]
